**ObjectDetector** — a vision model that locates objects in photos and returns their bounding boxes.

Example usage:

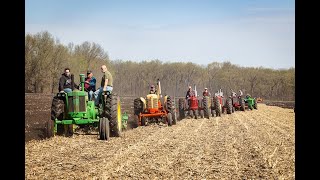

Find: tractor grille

[147,97,158,109]
[68,95,86,112]
[68,96,74,112]
[79,96,86,112]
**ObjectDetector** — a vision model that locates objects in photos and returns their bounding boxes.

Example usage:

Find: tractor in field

[46,74,126,140]
[211,89,233,116]
[178,86,211,119]
[244,94,258,110]
[133,79,176,126]
[230,89,246,111]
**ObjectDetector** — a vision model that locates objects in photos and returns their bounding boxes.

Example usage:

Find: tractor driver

[203,87,211,97]
[149,85,156,94]
[185,86,194,108]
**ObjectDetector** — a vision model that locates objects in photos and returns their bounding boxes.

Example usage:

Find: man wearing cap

[84,70,97,101]
[203,88,211,97]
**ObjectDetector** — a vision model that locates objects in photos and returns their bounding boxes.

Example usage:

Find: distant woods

[25,31,294,101]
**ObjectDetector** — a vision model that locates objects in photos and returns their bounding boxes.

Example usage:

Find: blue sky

[25,0,295,69]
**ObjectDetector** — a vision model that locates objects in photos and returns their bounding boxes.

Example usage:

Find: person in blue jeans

[58,68,78,93]
[84,70,97,100]
[94,65,113,106]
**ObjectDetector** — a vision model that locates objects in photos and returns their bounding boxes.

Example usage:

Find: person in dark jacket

[58,68,78,93]
[84,70,97,100]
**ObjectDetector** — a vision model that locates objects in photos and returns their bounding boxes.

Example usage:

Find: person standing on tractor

[186,86,194,99]
[94,65,113,106]
[203,87,211,97]
[59,68,78,93]
[84,70,97,101]
[149,85,156,94]
[185,86,195,108]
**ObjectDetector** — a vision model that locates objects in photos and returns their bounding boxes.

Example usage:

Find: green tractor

[46,74,126,140]
[244,94,258,110]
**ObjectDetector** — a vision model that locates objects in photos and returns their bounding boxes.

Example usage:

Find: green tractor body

[244,95,257,110]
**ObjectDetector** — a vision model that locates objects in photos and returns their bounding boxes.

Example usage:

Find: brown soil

[25,103,295,179]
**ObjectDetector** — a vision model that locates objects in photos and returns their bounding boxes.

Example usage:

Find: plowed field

[26,103,295,179]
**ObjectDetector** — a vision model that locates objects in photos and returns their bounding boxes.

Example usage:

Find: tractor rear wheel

[134,98,143,115]
[214,97,222,117]
[167,113,173,126]
[239,97,245,111]
[178,98,185,120]
[50,97,65,135]
[51,97,64,121]
[203,96,210,119]
[226,98,233,114]
[105,93,122,137]
[99,117,110,140]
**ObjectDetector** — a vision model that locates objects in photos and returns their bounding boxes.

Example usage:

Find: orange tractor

[133,79,176,126]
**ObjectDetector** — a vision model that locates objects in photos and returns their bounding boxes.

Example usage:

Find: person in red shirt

[203,87,211,97]
[84,70,96,101]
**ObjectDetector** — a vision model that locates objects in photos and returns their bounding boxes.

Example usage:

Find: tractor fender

[140,97,147,110]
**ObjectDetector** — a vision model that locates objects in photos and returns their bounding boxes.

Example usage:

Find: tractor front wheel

[99,117,110,140]
[178,98,185,120]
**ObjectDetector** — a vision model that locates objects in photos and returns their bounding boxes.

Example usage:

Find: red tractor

[133,79,176,127]
[211,89,233,116]
[178,86,211,119]
[230,90,246,111]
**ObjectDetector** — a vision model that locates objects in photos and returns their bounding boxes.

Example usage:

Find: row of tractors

[178,88,258,120]
[45,74,257,141]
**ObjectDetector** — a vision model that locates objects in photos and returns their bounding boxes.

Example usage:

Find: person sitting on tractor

[149,85,156,94]
[59,67,78,93]
[84,70,97,101]
[94,65,113,106]
[203,87,211,97]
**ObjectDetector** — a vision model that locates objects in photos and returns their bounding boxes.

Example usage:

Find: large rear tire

[203,96,210,119]
[105,93,122,137]
[178,98,185,120]
[134,98,143,115]
[50,96,65,136]
[214,97,222,117]
[239,97,245,111]
[226,98,233,114]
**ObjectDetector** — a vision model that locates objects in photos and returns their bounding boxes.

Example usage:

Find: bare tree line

[25,31,294,101]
